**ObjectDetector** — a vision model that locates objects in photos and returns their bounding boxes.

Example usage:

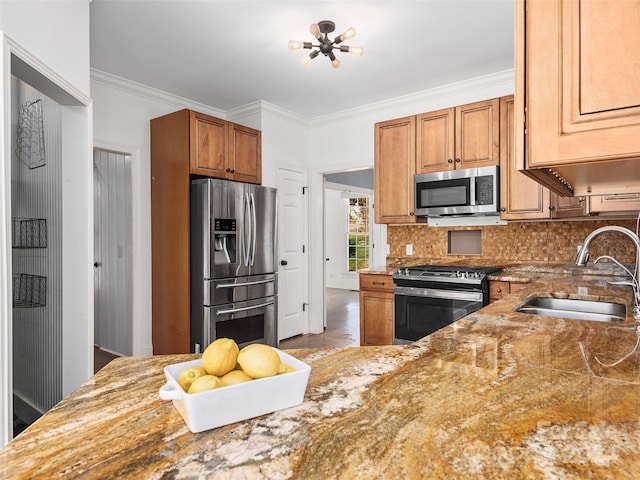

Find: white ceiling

[90,0,514,118]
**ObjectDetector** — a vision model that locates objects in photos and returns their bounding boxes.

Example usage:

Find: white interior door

[93,148,132,356]
[277,167,307,340]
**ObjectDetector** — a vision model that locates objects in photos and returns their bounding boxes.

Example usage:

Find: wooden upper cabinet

[500,95,551,220]
[516,0,640,196]
[228,122,262,185]
[190,111,227,177]
[500,95,589,220]
[416,108,455,172]
[188,110,261,184]
[416,99,499,174]
[588,193,640,216]
[374,116,425,224]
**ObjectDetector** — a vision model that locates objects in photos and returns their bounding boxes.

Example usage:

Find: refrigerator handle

[250,192,257,266]
[243,192,251,266]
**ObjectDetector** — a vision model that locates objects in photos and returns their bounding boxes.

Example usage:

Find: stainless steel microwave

[414,166,500,217]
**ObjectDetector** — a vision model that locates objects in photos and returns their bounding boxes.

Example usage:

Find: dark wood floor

[94,346,120,373]
[278,288,360,349]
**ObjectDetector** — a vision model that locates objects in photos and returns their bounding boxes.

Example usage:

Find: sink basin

[516,296,627,322]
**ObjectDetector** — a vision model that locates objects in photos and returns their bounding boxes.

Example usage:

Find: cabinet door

[550,194,587,219]
[589,193,640,215]
[518,0,640,195]
[190,111,227,177]
[416,108,455,173]
[359,290,394,346]
[456,98,500,169]
[374,116,424,224]
[228,123,262,185]
[499,95,551,220]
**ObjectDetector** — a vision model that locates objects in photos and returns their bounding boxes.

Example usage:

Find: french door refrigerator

[190,178,277,352]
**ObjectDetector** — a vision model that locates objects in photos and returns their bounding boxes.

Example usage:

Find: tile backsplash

[387,219,638,264]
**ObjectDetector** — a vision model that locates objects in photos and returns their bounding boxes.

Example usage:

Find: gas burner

[393,264,501,285]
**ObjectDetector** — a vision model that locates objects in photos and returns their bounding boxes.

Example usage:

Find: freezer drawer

[203,273,276,306]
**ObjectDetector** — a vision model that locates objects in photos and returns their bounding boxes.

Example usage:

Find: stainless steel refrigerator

[190,178,277,352]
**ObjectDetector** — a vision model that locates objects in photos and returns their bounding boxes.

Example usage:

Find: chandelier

[288,20,364,69]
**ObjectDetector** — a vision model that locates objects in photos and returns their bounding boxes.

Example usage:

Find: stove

[392,264,501,344]
[393,265,501,286]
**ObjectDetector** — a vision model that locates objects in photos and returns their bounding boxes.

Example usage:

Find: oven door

[201,296,277,350]
[394,286,484,343]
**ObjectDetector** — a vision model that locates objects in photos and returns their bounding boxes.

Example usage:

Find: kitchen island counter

[2,275,640,478]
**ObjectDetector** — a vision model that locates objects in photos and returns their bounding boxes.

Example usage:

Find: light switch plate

[406,244,413,255]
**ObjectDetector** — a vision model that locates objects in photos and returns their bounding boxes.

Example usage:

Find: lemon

[187,374,223,394]
[278,363,296,374]
[202,338,239,377]
[237,344,281,378]
[177,365,207,392]
[220,369,253,386]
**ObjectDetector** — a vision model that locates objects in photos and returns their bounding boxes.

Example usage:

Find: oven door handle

[394,286,483,302]
[216,279,274,289]
[216,299,275,316]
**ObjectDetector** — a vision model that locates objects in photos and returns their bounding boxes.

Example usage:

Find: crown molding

[90,68,226,118]
[309,69,515,127]
[90,68,514,128]
[227,100,309,127]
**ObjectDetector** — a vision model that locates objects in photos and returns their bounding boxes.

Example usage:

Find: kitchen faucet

[575,225,640,317]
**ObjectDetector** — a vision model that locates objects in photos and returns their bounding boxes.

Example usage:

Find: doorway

[93,148,133,357]
[323,169,386,339]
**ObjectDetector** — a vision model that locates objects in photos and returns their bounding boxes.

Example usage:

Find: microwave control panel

[476,176,494,205]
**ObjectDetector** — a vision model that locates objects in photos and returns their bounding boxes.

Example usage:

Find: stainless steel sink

[516,297,627,322]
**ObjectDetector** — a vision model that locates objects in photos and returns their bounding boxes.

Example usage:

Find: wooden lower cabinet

[489,280,529,303]
[359,274,395,346]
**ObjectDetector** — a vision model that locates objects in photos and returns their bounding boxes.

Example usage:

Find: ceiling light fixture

[288,20,364,69]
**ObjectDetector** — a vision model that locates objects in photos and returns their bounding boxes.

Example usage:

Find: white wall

[0,1,90,97]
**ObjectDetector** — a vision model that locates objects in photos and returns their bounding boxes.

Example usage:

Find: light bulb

[301,50,319,66]
[341,27,356,41]
[349,46,364,57]
[331,58,341,69]
[309,23,322,41]
[288,40,304,51]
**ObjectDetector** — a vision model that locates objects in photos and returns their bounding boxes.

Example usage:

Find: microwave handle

[470,176,477,206]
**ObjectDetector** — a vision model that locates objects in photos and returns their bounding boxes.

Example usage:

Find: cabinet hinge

[302,186,309,195]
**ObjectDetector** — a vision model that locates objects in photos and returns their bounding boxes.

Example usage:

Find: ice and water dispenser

[212,218,236,265]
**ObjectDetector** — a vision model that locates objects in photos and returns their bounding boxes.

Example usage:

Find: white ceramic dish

[159,348,311,433]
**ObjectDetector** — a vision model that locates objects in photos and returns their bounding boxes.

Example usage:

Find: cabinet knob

[500,207,506,212]
[447,158,453,164]
[280,260,288,266]
[409,212,414,216]
[373,281,385,286]
[230,169,235,173]
[549,205,555,211]
[225,168,231,172]
[455,158,461,163]
[496,287,502,293]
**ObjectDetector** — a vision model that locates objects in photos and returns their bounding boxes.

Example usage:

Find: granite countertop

[2,270,640,478]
